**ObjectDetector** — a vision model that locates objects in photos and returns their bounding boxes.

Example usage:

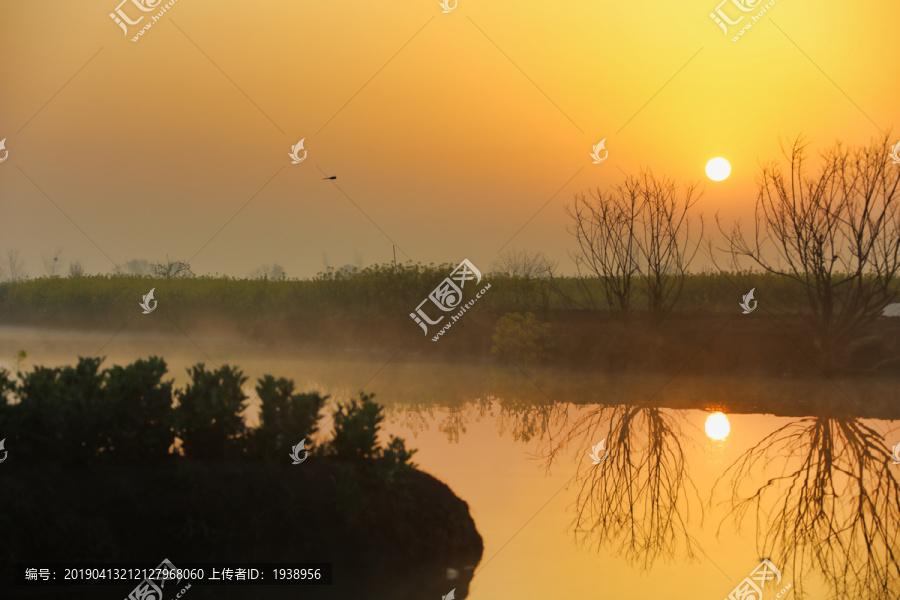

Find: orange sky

[1,0,898,278]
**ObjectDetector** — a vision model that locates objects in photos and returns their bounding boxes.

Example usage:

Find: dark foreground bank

[0,457,483,599]
[0,357,483,599]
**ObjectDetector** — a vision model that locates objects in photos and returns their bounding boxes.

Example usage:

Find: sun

[705,412,731,440]
[706,157,731,181]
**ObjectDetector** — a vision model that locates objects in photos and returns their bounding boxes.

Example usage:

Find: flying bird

[323,176,337,180]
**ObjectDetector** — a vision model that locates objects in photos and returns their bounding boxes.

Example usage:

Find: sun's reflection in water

[705,412,730,440]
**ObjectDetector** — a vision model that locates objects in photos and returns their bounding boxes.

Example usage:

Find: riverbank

[7,310,898,375]
[0,457,483,599]
[3,273,899,375]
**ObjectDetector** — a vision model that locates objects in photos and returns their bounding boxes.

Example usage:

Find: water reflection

[714,416,900,599]
[9,331,898,599]
[705,412,730,440]
[546,404,698,570]
[385,378,900,599]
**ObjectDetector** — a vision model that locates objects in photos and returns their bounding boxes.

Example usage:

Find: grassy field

[0,263,809,326]
[2,264,898,374]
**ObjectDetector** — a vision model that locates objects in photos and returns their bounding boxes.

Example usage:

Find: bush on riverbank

[0,357,481,600]
[491,312,553,364]
[0,357,415,469]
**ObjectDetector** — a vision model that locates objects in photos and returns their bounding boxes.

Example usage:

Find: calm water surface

[3,327,898,600]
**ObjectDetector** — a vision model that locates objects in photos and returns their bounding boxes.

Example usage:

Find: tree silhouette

[719,136,900,370]
[566,169,704,322]
[153,255,194,278]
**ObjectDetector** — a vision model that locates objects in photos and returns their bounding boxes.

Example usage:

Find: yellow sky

[1,0,897,277]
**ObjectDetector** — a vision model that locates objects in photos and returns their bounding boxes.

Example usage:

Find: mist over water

[3,326,895,598]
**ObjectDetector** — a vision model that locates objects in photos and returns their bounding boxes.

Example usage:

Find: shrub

[330,393,383,460]
[14,357,105,462]
[175,364,248,459]
[491,312,553,364]
[0,355,420,470]
[378,435,418,471]
[253,375,326,458]
[100,357,175,461]
[329,393,417,470]
[0,367,15,434]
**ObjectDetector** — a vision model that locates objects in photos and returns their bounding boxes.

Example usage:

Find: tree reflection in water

[547,404,699,570]
[714,417,900,599]
[382,377,900,599]
[386,396,494,443]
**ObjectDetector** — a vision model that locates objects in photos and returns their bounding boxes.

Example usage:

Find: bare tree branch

[719,135,900,369]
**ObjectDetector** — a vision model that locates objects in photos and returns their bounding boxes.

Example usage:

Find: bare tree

[68,260,85,278]
[42,248,64,277]
[153,256,194,278]
[5,249,27,281]
[566,170,703,320]
[630,172,704,323]
[492,248,554,278]
[491,249,556,310]
[720,136,900,369]
[714,417,900,599]
[566,185,641,311]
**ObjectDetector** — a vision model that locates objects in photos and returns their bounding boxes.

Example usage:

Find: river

[2,326,897,599]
